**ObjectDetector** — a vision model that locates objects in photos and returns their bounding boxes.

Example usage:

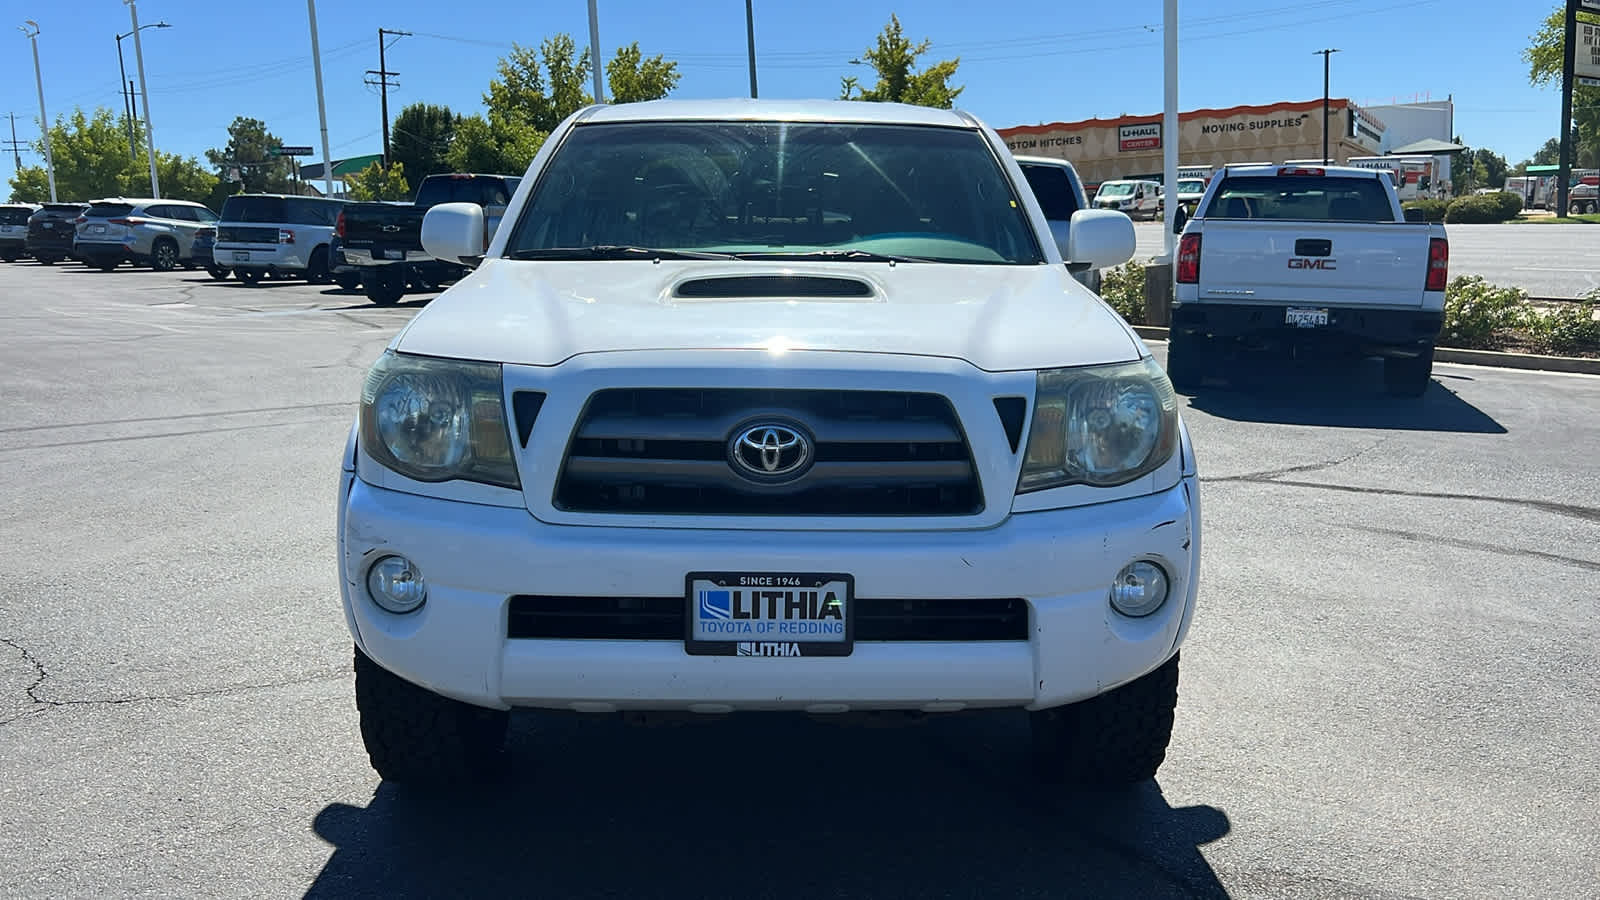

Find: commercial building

[1361,98,1456,186]
[997,98,1387,189]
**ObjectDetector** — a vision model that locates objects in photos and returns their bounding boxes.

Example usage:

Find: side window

[194,208,218,224]
[169,206,200,222]
[143,205,173,220]
[285,198,339,226]
[1019,164,1079,221]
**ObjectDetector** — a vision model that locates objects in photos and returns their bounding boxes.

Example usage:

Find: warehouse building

[997,98,1389,189]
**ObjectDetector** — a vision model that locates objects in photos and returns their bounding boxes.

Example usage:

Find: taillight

[1176,233,1202,284]
[1426,237,1448,292]
[335,211,345,238]
[74,215,87,224]
[107,217,143,226]
[278,229,295,244]
[1278,167,1324,177]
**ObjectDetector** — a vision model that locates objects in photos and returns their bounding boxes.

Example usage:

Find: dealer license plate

[233,251,250,262]
[1285,307,1329,328]
[686,572,853,657]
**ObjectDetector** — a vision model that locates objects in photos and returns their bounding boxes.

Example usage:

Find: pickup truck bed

[1168,164,1448,397]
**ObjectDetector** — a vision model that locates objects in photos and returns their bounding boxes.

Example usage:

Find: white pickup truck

[338,99,1202,789]
[1168,164,1449,396]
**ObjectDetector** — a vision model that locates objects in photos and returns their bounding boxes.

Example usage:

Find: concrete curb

[1129,325,1600,375]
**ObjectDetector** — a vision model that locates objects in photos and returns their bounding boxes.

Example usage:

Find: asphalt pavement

[1135,220,1600,299]
[2,261,1597,898]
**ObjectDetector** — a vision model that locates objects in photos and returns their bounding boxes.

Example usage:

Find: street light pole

[587,0,604,104]
[115,22,168,164]
[126,0,160,198]
[20,20,56,202]
[1315,48,1340,165]
[745,0,758,99]
[307,0,335,198]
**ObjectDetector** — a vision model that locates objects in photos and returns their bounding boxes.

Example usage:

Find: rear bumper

[1172,302,1443,355]
[25,236,73,254]
[213,243,309,272]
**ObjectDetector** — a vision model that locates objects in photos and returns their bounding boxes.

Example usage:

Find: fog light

[366,555,427,614]
[1109,561,1169,617]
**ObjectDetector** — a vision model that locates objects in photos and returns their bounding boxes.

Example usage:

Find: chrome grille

[553,388,981,516]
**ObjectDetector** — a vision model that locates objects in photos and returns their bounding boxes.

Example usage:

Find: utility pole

[587,0,604,104]
[1315,48,1340,165]
[1162,0,1178,258]
[745,0,758,99]
[1556,0,1579,218]
[368,28,409,169]
[307,1,336,199]
[5,112,25,174]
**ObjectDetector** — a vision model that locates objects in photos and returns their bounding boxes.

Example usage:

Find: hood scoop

[672,274,877,301]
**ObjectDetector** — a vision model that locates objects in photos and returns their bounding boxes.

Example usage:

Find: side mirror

[1058,209,1136,272]
[421,202,488,267]
[1171,203,1190,234]
[1403,207,1426,223]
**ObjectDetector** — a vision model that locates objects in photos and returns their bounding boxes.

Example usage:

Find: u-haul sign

[1118,122,1162,152]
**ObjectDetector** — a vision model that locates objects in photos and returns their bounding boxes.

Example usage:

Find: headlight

[1018,358,1178,492]
[359,350,519,489]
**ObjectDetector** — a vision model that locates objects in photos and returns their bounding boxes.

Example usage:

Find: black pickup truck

[336,173,522,306]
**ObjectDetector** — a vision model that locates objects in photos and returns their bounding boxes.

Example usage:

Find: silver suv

[74,198,220,272]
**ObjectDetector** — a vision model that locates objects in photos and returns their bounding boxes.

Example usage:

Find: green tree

[1449,141,1510,194]
[7,107,215,204]
[466,36,682,174]
[205,117,296,194]
[606,42,681,104]
[346,161,411,201]
[838,14,963,108]
[390,103,457,189]
[1524,5,1600,169]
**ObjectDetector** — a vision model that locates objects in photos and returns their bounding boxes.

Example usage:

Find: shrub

[1443,193,1519,224]
[1403,198,1449,222]
[1440,275,1531,348]
[1098,261,1146,324]
[1527,302,1600,355]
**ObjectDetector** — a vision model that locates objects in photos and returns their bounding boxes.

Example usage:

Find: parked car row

[1,173,523,305]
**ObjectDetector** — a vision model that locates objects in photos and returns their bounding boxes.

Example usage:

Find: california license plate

[233,251,250,262]
[686,572,853,657]
[1285,307,1329,328]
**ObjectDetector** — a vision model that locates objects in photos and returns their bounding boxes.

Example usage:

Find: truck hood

[390,259,1143,372]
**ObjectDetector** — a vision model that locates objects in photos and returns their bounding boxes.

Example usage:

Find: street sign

[1579,0,1600,13]
[1578,21,1600,84]
[267,145,315,157]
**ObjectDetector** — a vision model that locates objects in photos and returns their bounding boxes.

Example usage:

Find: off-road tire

[364,266,406,306]
[1164,330,1207,393]
[151,238,180,272]
[307,246,332,285]
[1383,348,1434,398]
[353,645,509,785]
[207,265,230,281]
[335,271,361,291]
[1030,653,1180,785]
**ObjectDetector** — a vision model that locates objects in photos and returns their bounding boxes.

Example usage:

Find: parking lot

[2,260,1597,898]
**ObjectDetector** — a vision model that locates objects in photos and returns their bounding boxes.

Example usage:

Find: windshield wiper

[733,249,937,264]
[507,245,739,261]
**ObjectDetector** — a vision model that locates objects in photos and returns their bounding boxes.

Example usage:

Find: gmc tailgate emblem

[1288,258,1337,270]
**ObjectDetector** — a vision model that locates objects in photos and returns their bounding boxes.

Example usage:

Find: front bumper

[338,467,1201,715]
[1172,302,1443,356]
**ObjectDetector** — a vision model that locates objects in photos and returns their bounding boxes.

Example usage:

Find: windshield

[1097,183,1135,197]
[416,175,521,208]
[1178,180,1205,194]
[1204,176,1394,221]
[504,121,1042,265]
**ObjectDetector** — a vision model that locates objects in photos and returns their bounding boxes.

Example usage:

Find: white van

[1092,179,1163,219]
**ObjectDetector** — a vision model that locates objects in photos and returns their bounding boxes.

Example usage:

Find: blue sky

[0,0,1569,181]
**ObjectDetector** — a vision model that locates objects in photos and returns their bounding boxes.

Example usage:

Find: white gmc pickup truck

[338,99,1201,789]
[1168,164,1449,396]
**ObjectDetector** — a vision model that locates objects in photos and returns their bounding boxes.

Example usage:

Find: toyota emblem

[729,423,812,482]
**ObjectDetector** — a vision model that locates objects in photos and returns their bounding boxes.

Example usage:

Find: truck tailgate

[1197,220,1433,309]
[342,203,425,252]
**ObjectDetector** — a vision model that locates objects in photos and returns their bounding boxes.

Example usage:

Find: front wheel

[335,271,361,291]
[354,645,509,785]
[1383,347,1434,397]
[235,268,262,286]
[1031,653,1180,785]
[364,266,407,306]
[207,265,231,281]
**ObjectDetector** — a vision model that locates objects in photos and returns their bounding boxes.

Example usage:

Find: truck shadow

[1178,357,1507,434]
[306,711,1232,899]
